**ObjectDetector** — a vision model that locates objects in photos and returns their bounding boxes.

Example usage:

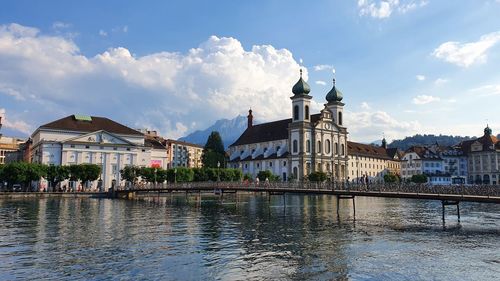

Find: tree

[243,173,253,181]
[80,164,101,190]
[2,162,27,189]
[167,167,193,183]
[411,174,428,184]
[257,170,279,182]
[46,165,70,190]
[202,131,226,168]
[308,171,327,182]
[120,165,139,185]
[384,173,399,183]
[192,168,209,182]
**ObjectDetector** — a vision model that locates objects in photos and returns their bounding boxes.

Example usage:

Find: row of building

[226,71,499,185]
[1,71,499,187]
[0,115,203,189]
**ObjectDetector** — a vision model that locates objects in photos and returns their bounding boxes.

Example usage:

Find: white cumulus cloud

[346,109,422,142]
[412,95,440,105]
[313,64,334,71]
[315,80,327,86]
[0,108,32,135]
[357,0,428,19]
[416,74,426,81]
[432,31,500,67]
[0,23,313,139]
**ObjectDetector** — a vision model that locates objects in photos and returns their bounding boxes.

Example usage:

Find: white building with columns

[31,115,153,190]
[228,71,349,181]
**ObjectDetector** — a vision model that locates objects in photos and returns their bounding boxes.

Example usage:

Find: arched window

[305,105,309,120]
[335,143,339,154]
[317,141,322,154]
[341,144,345,156]
[293,167,298,178]
[293,140,298,153]
[294,105,299,120]
[326,139,331,154]
[338,112,343,125]
[306,140,310,153]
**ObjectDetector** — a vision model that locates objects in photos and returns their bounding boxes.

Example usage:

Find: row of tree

[0,162,101,190]
[120,166,244,184]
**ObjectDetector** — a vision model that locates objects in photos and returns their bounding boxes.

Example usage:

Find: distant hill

[388,134,475,151]
[179,115,251,148]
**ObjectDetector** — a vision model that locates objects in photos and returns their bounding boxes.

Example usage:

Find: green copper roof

[326,78,343,102]
[484,125,492,136]
[74,114,92,122]
[292,69,311,96]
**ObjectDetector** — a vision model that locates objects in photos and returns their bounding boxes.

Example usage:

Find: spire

[247,108,253,129]
[381,134,387,149]
[484,124,492,136]
[292,69,311,96]
[326,73,343,103]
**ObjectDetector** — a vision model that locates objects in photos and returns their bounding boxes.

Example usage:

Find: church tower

[289,69,313,180]
[291,69,312,123]
[325,75,345,127]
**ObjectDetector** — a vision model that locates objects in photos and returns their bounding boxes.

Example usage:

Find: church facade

[228,71,349,182]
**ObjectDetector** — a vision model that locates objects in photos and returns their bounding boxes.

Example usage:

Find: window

[114,147,118,151]
[283,161,286,167]
[341,144,345,156]
[126,148,130,151]
[317,141,322,153]
[293,140,298,153]
[306,140,311,153]
[326,139,331,154]
[294,105,299,120]
[305,105,309,120]
[70,145,75,148]
[338,112,343,125]
[335,143,339,154]
[269,162,273,167]
[85,145,90,149]
[276,146,280,151]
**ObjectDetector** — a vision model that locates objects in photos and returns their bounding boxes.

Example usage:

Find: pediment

[63,130,135,145]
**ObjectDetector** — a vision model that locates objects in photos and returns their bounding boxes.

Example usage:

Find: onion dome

[484,125,492,136]
[292,69,311,95]
[326,77,343,103]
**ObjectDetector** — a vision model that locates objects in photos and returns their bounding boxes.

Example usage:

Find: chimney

[247,109,253,129]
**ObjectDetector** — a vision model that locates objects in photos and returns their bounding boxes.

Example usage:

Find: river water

[0,194,499,281]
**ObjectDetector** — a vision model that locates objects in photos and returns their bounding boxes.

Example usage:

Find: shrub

[307,171,327,182]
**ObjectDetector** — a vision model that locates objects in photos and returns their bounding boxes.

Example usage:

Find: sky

[0,0,499,142]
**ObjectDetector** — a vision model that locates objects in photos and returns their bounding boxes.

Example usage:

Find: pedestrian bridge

[114,182,500,222]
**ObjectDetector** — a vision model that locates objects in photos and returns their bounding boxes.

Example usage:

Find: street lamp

[217,161,220,182]
[174,168,177,184]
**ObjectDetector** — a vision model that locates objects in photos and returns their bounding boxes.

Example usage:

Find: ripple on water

[0,196,499,281]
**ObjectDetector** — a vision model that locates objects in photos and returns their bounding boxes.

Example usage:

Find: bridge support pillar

[441,200,460,223]
[336,195,356,217]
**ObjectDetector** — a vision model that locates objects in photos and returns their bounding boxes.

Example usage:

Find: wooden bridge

[113,182,500,222]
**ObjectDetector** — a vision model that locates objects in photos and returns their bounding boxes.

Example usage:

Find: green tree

[202,131,226,168]
[2,162,27,189]
[192,168,209,182]
[384,173,399,183]
[80,164,101,189]
[120,165,140,184]
[243,173,253,181]
[167,167,194,183]
[308,171,327,182]
[46,165,70,190]
[231,169,243,181]
[257,170,275,182]
[411,174,428,184]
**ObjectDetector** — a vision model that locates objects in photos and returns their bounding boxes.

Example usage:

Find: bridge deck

[116,183,500,204]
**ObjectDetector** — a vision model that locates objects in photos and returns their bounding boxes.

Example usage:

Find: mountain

[179,115,250,148]
[388,134,475,151]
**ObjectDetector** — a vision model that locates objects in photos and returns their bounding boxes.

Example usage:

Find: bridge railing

[122,182,500,197]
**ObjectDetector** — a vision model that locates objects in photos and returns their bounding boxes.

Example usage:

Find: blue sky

[0,0,499,142]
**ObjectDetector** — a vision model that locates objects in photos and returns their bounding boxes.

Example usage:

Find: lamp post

[174,168,177,184]
[217,161,220,182]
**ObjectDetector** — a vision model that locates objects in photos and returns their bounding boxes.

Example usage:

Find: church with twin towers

[228,70,349,181]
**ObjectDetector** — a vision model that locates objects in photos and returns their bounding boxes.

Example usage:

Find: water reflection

[0,194,499,281]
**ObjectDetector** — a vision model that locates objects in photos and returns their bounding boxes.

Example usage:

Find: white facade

[31,118,151,190]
